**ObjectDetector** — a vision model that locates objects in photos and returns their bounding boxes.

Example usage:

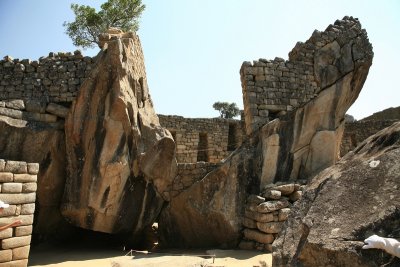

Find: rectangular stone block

[13,174,36,183]
[1,183,22,193]
[0,259,28,267]
[1,235,31,249]
[27,163,39,175]
[0,205,17,217]
[20,204,35,215]
[12,245,30,260]
[4,161,27,174]
[0,172,13,182]
[0,107,23,119]
[0,228,12,239]
[0,250,12,263]
[46,103,69,118]
[0,215,33,226]
[0,193,35,204]
[15,225,32,237]
[21,183,37,193]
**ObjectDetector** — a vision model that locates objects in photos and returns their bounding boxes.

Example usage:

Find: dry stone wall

[239,183,303,252]
[0,159,38,267]
[341,120,397,156]
[159,115,245,163]
[0,53,94,103]
[241,16,368,135]
[163,162,222,199]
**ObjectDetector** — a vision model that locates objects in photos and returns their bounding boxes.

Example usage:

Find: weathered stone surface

[238,240,255,250]
[45,103,69,118]
[273,122,400,267]
[159,143,258,248]
[158,17,373,249]
[0,115,70,238]
[257,221,283,234]
[259,17,373,184]
[242,217,257,229]
[247,194,265,204]
[263,190,281,200]
[245,209,274,223]
[12,246,30,260]
[61,31,176,240]
[257,200,289,213]
[243,229,274,244]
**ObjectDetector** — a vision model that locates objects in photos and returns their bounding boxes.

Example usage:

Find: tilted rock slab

[273,121,400,267]
[61,31,177,238]
[258,17,373,187]
[159,17,373,248]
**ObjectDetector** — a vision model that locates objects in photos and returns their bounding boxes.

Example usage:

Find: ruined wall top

[240,16,373,135]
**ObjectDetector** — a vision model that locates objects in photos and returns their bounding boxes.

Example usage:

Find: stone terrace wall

[0,52,95,103]
[341,120,397,156]
[240,16,365,135]
[159,115,245,163]
[163,162,221,199]
[0,159,38,267]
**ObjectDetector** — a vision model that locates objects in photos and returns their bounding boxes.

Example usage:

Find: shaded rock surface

[273,121,400,267]
[61,31,176,239]
[0,115,71,239]
[159,17,373,249]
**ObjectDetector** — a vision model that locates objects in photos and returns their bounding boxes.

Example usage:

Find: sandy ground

[29,245,272,267]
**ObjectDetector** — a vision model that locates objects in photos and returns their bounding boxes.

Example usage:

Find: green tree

[213,102,240,119]
[63,0,145,49]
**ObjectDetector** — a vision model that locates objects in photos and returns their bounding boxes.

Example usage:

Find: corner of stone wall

[0,159,38,267]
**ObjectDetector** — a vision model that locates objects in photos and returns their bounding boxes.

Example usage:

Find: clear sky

[0,0,399,119]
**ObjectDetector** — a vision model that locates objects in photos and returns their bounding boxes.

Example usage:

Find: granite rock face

[273,121,400,267]
[259,17,373,187]
[159,17,373,248]
[61,31,177,238]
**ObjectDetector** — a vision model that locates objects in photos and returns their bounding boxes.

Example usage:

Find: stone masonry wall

[159,115,245,163]
[341,120,397,156]
[241,16,364,135]
[239,183,303,252]
[0,159,38,267]
[0,52,95,103]
[163,162,222,199]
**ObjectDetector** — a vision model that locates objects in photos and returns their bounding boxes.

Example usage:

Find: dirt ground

[29,244,272,267]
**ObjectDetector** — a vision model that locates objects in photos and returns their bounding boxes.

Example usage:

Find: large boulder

[273,121,400,267]
[159,17,373,248]
[61,31,177,239]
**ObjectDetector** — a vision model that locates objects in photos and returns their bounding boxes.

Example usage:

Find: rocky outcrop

[258,17,373,186]
[159,17,373,248]
[61,30,177,239]
[273,121,400,267]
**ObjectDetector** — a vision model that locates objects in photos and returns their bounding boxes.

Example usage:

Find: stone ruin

[0,15,399,267]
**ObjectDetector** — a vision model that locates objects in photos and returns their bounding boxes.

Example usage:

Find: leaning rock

[249,16,373,187]
[273,121,400,267]
[62,31,176,239]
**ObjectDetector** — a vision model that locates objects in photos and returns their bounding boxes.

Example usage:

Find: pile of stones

[239,183,304,252]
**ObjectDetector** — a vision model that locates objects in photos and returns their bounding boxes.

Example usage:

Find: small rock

[263,190,281,200]
[273,183,295,195]
[247,194,266,205]
[278,208,291,221]
[289,190,302,202]
[257,200,289,213]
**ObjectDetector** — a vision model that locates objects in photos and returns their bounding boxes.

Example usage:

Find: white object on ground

[369,160,380,168]
[362,234,400,258]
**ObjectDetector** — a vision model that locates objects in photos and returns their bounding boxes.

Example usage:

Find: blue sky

[0,0,399,119]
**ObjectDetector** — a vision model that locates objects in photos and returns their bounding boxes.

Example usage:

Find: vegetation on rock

[213,101,240,119]
[63,0,145,48]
